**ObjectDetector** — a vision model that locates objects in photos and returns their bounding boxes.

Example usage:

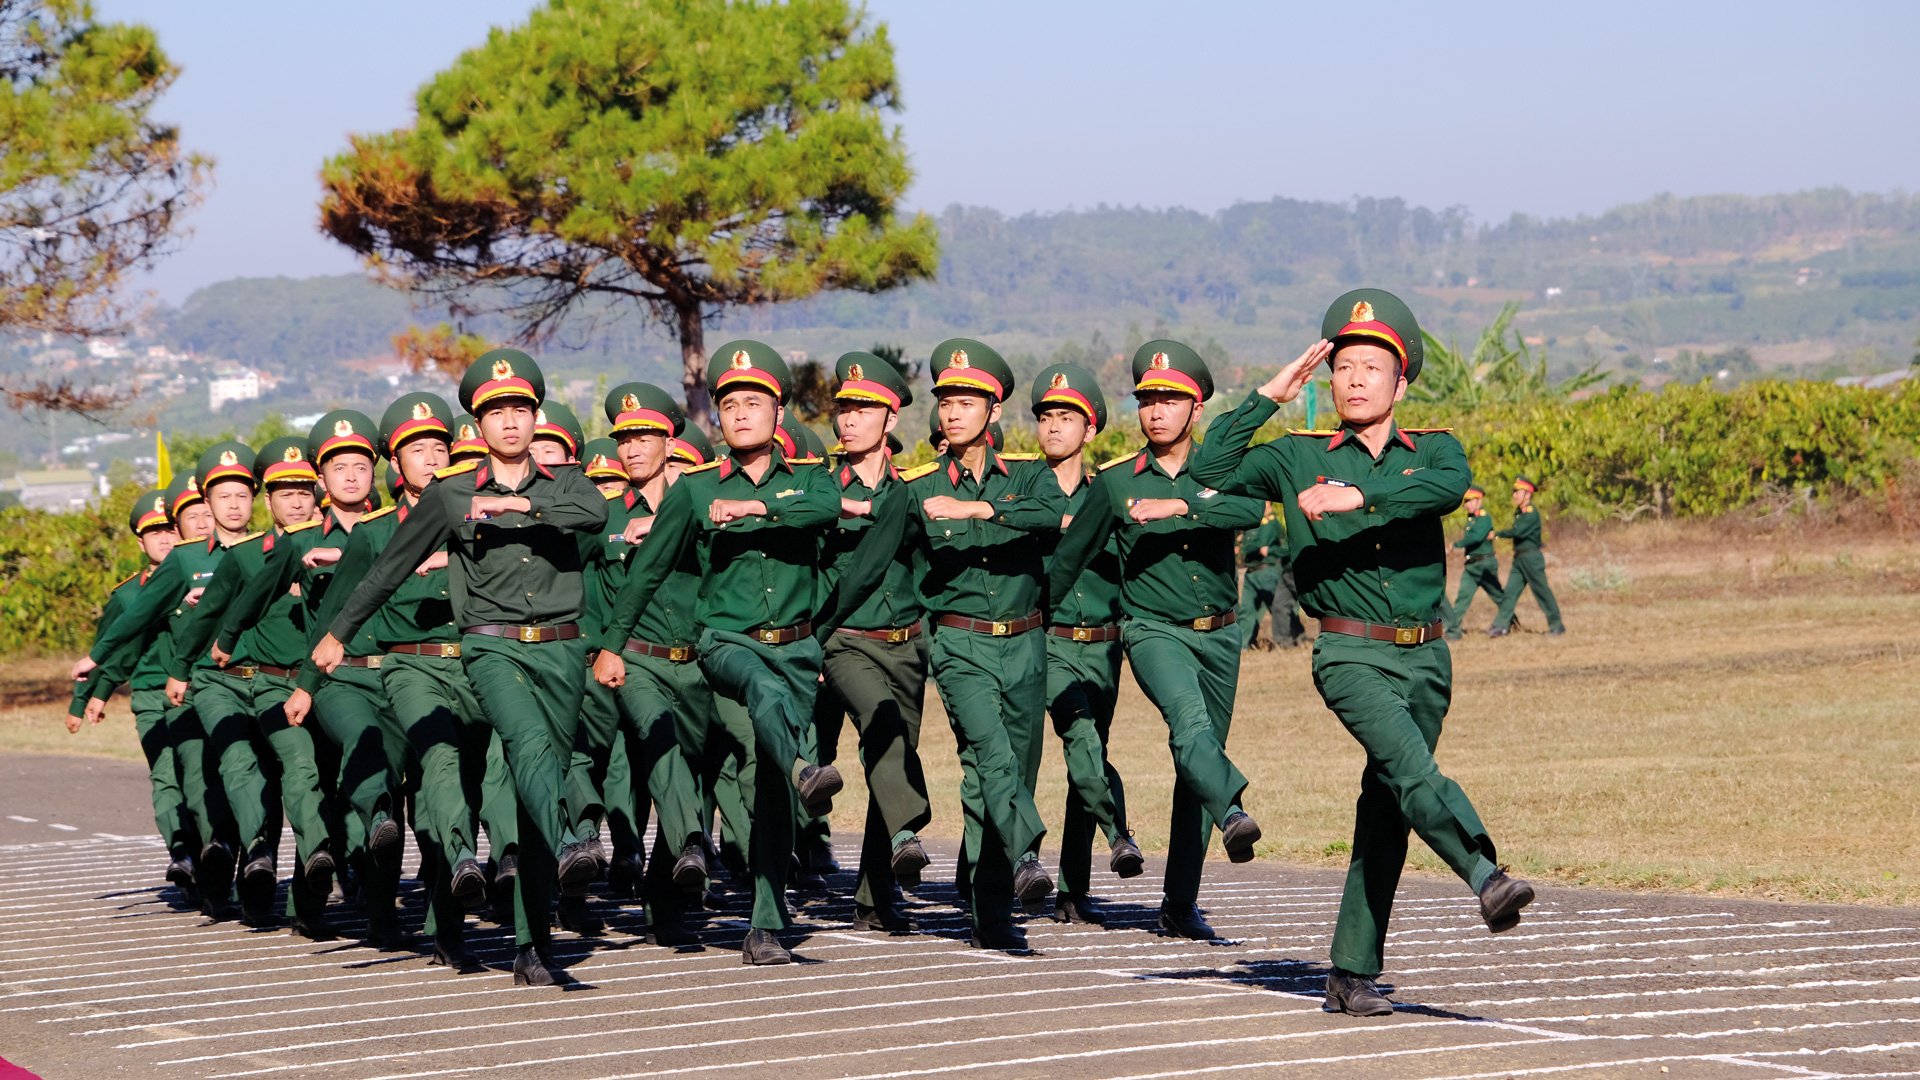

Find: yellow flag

[155,431,172,488]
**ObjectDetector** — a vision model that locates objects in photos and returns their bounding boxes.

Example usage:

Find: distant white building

[208,368,262,411]
[86,338,128,361]
[7,468,96,511]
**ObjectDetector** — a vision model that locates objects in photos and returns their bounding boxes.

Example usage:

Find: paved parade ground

[3,754,1919,1079]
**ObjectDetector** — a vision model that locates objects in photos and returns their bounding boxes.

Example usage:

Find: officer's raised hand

[1297,481,1365,521]
[1258,340,1334,404]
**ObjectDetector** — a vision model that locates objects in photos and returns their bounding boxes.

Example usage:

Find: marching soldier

[1238,506,1304,649]
[1047,342,1266,940]
[1029,362,1142,926]
[1490,477,1565,636]
[902,338,1063,951]
[314,349,610,987]
[813,351,935,931]
[1190,288,1535,1016]
[591,340,852,966]
[1443,487,1502,640]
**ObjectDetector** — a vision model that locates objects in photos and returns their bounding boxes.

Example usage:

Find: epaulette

[998,452,1040,462]
[602,488,627,502]
[434,460,480,479]
[1401,427,1453,434]
[1099,453,1139,471]
[359,504,398,522]
[1287,429,1340,437]
[239,530,267,545]
[114,570,142,591]
[787,456,824,466]
[899,461,941,482]
[683,459,726,475]
[283,518,323,534]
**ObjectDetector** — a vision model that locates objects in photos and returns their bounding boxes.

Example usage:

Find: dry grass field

[6,519,1917,906]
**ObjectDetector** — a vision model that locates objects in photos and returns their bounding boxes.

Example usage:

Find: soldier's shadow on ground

[1133,959,1521,1024]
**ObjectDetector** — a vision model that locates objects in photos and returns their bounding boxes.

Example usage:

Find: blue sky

[99,0,1920,303]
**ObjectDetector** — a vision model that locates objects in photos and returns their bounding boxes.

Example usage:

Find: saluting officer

[1190,288,1535,1017]
[1048,342,1267,940]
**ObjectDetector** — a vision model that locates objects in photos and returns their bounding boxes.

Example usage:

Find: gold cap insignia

[620,392,640,412]
[333,419,354,437]
[948,349,970,369]
[491,359,514,380]
[847,363,865,382]
[592,454,612,470]
[1150,351,1170,370]
[283,446,302,462]
[730,349,752,370]
[1049,372,1069,390]
[1351,300,1375,323]
[218,450,238,467]
[187,477,199,492]
[411,401,433,421]
[535,409,548,426]
[152,496,165,513]
[458,423,476,440]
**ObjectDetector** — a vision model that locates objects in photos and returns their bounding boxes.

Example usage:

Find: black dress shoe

[301,848,336,898]
[741,927,791,965]
[429,940,484,974]
[1220,811,1262,863]
[365,910,411,951]
[607,851,643,898]
[1157,901,1217,940]
[166,851,196,890]
[851,904,917,933]
[1478,869,1535,933]
[557,895,605,937]
[671,840,709,892]
[1325,968,1395,1016]
[1012,855,1054,905]
[806,836,841,875]
[794,764,843,817]
[511,943,559,986]
[556,842,599,896]
[290,914,338,942]
[1052,893,1107,926]
[1108,833,1145,879]
[645,914,697,947]
[197,840,234,895]
[889,836,929,886]
[789,854,829,894]
[450,857,488,910]
[968,923,1029,952]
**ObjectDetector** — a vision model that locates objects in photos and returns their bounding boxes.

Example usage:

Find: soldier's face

[617,431,669,483]
[139,528,178,564]
[478,402,535,457]
[717,390,780,451]
[174,503,213,541]
[529,438,571,466]
[1513,488,1529,508]
[266,485,317,528]
[1465,496,1483,513]
[937,391,998,449]
[1136,391,1200,448]
[834,401,895,455]
[1035,407,1092,462]
[1329,344,1406,425]
[393,438,448,493]
[321,451,374,506]
[205,480,254,532]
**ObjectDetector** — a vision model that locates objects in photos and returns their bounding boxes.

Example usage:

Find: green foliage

[318,0,938,422]
[1411,303,1606,405]
[0,480,144,654]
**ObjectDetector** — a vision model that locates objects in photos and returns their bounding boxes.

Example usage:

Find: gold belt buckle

[886,628,910,644]
[1072,627,1093,642]
[668,645,691,662]
[364,655,382,669]
[236,665,256,679]
[1192,615,1215,631]
[518,626,541,643]
[991,621,1010,636]
[759,628,779,643]
[440,643,461,658]
[1393,626,1420,645]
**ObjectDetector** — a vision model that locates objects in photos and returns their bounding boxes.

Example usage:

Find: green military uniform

[904,339,1063,945]
[1049,342,1266,937]
[305,391,512,969]
[1238,507,1304,649]
[811,352,934,924]
[595,341,863,964]
[74,490,202,896]
[86,474,228,908]
[327,351,609,984]
[1491,477,1565,635]
[1444,487,1503,638]
[1030,363,1138,919]
[1191,288,1524,998]
[567,382,706,937]
[173,436,338,928]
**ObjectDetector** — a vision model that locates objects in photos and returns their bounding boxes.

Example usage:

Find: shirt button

[522,556,530,563]
[1374,543,1381,551]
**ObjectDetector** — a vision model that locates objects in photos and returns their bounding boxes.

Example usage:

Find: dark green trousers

[132,690,198,857]
[1445,557,1504,634]
[382,651,500,946]
[1311,632,1499,977]
[929,624,1047,929]
[165,700,211,856]
[1123,618,1246,907]
[613,649,708,921]
[820,631,934,908]
[190,669,279,872]
[1493,548,1564,632]
[462,633,586,949]
[1239,563,1304,648]
[1044,633,1125,897]
[247,671,330,867]
[314,664,407,861]
[568,678,635,851]
[698,628,823,931]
